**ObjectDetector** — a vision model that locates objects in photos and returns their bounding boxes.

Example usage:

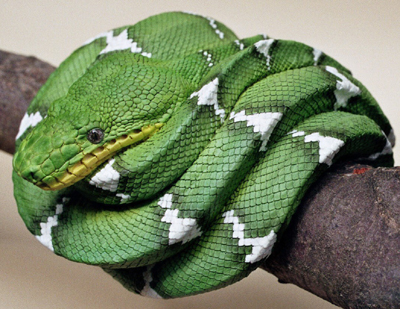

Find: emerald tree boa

[12,12,395,298]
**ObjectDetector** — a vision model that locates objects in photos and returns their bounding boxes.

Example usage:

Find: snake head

[13,53,190,190]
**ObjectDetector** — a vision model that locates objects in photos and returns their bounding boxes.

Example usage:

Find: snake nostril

[20,166,40,184]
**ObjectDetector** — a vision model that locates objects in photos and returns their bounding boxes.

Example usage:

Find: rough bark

[0,50,55,154]
[262,163,400,308]
[1,50,399,308]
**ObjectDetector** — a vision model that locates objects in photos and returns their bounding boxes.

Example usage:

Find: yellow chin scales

[39,123,163,191]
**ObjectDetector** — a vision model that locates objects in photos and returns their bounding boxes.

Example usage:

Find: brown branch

[0,50,55,154]
[1,50,399,308]
[262,163,400,308]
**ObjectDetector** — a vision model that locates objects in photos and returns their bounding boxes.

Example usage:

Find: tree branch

[0,50,55,153]
[262,163,400,308]
[1,50,399,308]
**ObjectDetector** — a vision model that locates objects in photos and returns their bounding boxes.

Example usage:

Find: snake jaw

[38,123,163,191]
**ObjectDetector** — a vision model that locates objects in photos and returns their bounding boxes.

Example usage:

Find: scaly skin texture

[13,12,395,298]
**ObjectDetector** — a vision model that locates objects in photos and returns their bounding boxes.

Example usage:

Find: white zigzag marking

[313,48,323,65]
[89,158,120,192]
[84,29,151,58]
[158,194,202,245]
[16,112,43,140]
[140,265,162,298]
[116,193,131,202]
[35,197,69,252]
[325,66,361,110]
[190,78,225,122]
[234,40,244,50]
[287,130,306,137]
[304,132,345,166]
[289,130,344,166]
[254,39,275,70]
[200,50,213,67]
[230,110,283,151]
[206,17,224,39]
[222,210,277,263]
[368,131,393,160]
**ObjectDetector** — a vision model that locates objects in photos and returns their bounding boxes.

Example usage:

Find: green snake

[12,12,395,298]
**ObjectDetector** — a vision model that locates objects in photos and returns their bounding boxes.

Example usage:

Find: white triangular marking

[325,66,361,110]
[230,110,283,151]
[89,158,120,192]
[190,78,225,122]
[313,48,323,65]
[368,131,393,160]
[158,194,202,245]
[140,265,163,298]
[16,112,44,140]
[255,39,275,70]
[35,197,69,252]
[85,29,151,57]
[304,132,344,166]
[223,210,277,263]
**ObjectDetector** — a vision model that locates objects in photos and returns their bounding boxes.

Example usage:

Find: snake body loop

[13,12,394,298]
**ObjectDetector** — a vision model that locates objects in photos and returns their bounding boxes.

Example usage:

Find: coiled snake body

[13,12,395,298]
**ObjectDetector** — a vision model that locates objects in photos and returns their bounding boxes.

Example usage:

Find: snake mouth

[38,123,163,191]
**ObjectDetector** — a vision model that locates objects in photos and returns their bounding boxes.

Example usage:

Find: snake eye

[87,128,104,144]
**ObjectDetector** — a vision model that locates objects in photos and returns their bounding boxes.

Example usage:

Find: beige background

[1,1,399,308]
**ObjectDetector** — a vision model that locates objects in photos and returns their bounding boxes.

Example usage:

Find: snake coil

[13,12,395,298]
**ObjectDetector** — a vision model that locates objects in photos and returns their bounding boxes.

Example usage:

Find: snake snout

[13,142,50,186]
[16,163,41,184]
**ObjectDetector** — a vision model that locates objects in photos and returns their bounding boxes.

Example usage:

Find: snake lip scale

[12,11,395,298]
[37,123,163,191]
